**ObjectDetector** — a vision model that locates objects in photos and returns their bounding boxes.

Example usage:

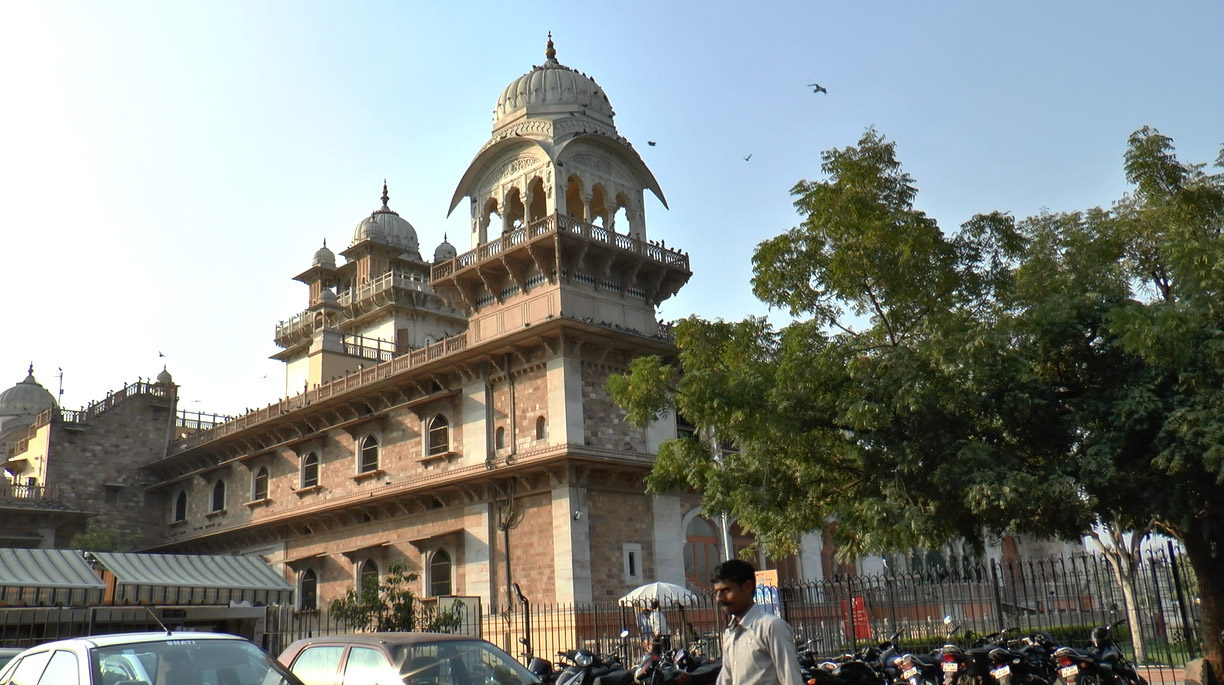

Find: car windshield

[91,637,302,685]
[391,640,540,685]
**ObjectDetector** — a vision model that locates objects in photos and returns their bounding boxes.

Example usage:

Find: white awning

[87,551,293,606]
[0,548,106,606]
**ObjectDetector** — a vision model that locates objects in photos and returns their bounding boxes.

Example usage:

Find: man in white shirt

[713,560,805,685]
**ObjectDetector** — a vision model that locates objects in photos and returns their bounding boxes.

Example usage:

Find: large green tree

[609,128,1224,672]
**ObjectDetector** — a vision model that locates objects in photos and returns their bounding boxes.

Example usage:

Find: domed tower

[0,365,56,462]
[274,182,467,394]
[435,35,690,341]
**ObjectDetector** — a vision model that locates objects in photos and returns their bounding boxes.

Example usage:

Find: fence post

[1147,555,1176,668]
[1165,541,1196,661]
[990,560,1004,627]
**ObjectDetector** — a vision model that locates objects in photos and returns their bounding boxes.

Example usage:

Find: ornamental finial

[545,32,556,61]
[381,179,390,207]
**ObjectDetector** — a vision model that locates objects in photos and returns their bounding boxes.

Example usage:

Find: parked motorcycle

[1052,620,1146,685]
[984,632,1058,685]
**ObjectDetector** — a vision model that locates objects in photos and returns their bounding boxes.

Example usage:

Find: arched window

[429,549,452,597]
[211,480,226,513]
[535,416,546,441]
[683,517,719,591]
[427,415,450,456]
[358,559,379,591]
[495,426,506,450]
[359,435,379,473]
[172,490,187,522]
[300,569,318,611]
[252,467,269,501]
[301,452,319,488]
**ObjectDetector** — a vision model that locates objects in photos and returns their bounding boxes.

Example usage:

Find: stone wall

[581,362,644,452]
[587,488,656,602]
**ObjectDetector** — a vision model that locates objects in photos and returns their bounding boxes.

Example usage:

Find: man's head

[712,559,756,618]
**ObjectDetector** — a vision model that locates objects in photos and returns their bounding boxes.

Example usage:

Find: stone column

[552,486,592,603]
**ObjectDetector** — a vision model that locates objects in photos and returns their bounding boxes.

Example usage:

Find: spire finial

[27,362,34,376]
[545,32,556,61]
[381,179,390,207]
[322,237,327,248]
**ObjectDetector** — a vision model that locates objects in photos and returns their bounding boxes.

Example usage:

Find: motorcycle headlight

[575,652,594,667]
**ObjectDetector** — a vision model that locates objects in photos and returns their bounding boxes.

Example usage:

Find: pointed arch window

[495,426,506,450]
[300,569,318,611]
[172,490,187,522]
[211,480,226,513]
[535,416,546,441]
[429,549,452,597]
[358,559,380,591]
[359,435,379,473]
[301,452,319,488]
[427,415,450,456]
[252,467,269,501]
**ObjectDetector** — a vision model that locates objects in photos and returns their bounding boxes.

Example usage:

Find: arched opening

[614,193,633,236]
[252,466,269,501]
[359,559,380,591]
[173,490,187,522]
[495,426,506,450]
[589,184,610,229]
[300,569,318,611]
[684,517,719,591]
[211,480,226,513]
[565,176,585,221]
[301,452,319,488]
[429,549,453,596]
[504,187,525,233]
[534,416,546,441]
[480,197,500,245]
[526,176,547,224]
[359,435,379,473]
[428,414,450,456]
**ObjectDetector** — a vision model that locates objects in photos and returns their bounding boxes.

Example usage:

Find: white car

[0,631,303,685]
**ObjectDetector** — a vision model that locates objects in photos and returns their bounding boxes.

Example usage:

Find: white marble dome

[312,241,336,269]
[494,36,615,128]
[434,235,457,263]
[351,182,419,254]
[0,366,55,418]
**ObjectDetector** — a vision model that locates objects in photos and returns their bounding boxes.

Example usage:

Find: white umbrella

[618,581,698,606]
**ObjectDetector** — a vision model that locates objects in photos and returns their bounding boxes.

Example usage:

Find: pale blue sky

[3,1,1221,416]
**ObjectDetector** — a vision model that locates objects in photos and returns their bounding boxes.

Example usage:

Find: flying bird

[808,83,828,94]
[743,154,752,162]
[647,141,657,147]
[158,351,165,358]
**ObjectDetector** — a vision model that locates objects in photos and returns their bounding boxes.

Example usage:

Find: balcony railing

[0,481,60,503]
[431,214,689,282]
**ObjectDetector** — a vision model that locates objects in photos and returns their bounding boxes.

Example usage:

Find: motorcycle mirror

[943,616,953,624]
[520,637,530,646]
[620,629,630,638]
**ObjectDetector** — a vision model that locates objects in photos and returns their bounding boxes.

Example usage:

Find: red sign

[842,596,871,639]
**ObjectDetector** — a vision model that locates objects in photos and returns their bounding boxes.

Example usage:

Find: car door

[340,647,401,685]
[289,645,346,685]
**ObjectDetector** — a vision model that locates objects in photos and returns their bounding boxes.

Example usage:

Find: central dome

[0,365,55,418]
[493,36,615,129]
[351,182,420,257]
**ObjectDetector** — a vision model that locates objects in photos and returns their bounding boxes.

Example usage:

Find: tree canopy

[609,127,1224,669]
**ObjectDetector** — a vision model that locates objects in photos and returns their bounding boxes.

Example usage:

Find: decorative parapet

[430,213,689,282]
[5,381,174,459]
[170,332,471,452]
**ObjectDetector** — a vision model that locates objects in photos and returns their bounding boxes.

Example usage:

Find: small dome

[493,36,615,129]
[434,234,457,262]
[319,288,338,304]
[156,366,173,385]
[312,240,336,269]
[0,365,56,418]
[352,181,419,255]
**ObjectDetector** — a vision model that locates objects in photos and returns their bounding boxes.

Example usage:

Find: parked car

[0,650,20,671]
[278,633,542,685]
[0,631,303,685]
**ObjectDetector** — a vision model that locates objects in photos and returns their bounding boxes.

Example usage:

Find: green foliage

[609,126,1224,667]
[69,522,131,552]
[327,561,464,633]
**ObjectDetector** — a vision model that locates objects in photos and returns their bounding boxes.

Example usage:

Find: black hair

[711,559,756,585]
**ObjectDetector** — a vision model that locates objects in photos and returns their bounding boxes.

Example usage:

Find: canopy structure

[0,548,106,606]
[87,551,293,606]
[618,581,698,607]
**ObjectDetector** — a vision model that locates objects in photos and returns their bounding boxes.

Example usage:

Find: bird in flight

[743,154,752,162]
[647,141,657,146]
[808,83,828,94]
[158,351,165,358]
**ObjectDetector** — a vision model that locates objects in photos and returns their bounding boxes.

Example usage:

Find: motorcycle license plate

[991,665,1011,679]
[942,663,959,673]
[903,667,919,679]
[1059,665,1079,678]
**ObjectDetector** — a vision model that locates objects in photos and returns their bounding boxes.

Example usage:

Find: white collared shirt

[716,604,806,685]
